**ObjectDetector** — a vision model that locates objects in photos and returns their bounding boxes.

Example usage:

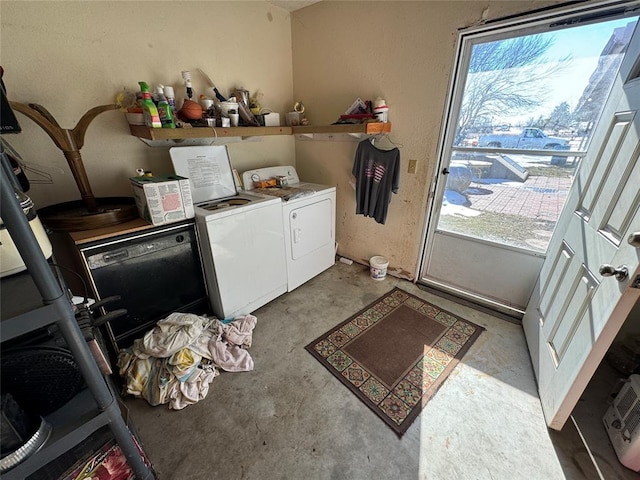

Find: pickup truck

[477,127,569,150]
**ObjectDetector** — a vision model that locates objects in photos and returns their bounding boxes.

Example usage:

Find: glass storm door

[420,2,639,315]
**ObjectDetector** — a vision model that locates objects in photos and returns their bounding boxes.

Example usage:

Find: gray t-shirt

[352,139,400,224]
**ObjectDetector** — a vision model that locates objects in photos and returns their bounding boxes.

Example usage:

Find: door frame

[417,0,640,316]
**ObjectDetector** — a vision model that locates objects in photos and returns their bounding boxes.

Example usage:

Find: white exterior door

[523,26,640,430]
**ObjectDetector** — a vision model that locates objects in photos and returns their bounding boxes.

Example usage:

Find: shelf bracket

[135,137,248,147]
[295,132,376,142]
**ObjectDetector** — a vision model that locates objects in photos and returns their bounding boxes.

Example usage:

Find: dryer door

[289,199,332,259]
[286,197,335,292]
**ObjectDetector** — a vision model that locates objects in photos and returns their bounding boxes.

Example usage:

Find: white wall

[1,1,295,209]
[291,0,562,279]
[2,0,566,280]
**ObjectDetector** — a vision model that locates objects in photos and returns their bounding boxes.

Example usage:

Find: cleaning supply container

[373,97,389,123]
[219,101,239,117]
[369,256,389,281]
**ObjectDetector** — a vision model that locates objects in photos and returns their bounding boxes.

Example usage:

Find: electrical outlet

[408,159,417,174]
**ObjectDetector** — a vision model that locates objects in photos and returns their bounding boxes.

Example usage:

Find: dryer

[242,166,336,291]
[171,147,287,319]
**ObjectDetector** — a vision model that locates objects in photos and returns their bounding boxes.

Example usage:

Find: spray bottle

[138,82,162,128]
[155,85,176,128]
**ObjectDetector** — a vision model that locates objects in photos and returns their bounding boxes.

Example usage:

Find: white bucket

[369,255,389,281]
[219,101,239,117]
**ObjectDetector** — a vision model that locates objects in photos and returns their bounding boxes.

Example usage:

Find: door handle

[628,232,640,248]
[442,168,450,175]
[599,264,629,282]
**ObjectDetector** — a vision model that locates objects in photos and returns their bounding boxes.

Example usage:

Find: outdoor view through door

[421,5,639,313]
[444,18,637,252]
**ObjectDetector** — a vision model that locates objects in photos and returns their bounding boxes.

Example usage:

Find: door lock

[628,232,640,248]
[599,264,629,282]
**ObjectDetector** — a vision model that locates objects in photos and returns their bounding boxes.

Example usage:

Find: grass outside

[526,165,575,178]
[438,209,556,252]
[440,166,573,252]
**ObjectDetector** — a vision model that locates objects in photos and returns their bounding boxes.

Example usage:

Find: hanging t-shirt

[352,139,400,224]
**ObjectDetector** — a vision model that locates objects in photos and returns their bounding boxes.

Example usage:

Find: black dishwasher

[79,221,209,356]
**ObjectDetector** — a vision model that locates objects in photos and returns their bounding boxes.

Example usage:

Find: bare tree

[524,114,547,129]
[456,34,569,143]
[574,22,635,130]
[545,101,573,132]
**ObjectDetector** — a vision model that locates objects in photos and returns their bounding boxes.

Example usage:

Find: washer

[242,166,336,292]
[171,146,287,319]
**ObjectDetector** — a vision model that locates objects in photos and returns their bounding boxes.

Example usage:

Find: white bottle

[163,85,177,112]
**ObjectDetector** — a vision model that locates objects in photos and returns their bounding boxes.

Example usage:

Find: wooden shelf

[129,122,391,141]
[129,124,292,140]
[292,122,391,135]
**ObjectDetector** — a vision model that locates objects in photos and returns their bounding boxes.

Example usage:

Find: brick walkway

[441,170,574,251]
[466,175,572,222]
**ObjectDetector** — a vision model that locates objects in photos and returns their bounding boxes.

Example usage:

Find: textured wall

[2,0,566,280]
[291,0,562,279]
[1,1,295,209]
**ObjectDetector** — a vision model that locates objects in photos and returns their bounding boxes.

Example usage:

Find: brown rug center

[344,304,446,387]
[305,287,484,437]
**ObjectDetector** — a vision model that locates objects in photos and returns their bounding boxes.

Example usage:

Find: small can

[275,175,288,187]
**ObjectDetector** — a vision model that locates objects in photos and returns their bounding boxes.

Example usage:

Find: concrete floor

[124,262,620,480]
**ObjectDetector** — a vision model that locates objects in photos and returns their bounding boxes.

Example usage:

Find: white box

[263,112,281,127]
[130,174,194,226]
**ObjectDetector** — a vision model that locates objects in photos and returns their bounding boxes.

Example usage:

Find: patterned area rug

[305,287,485,436]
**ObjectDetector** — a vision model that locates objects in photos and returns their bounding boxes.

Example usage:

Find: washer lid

[170,146,237,204]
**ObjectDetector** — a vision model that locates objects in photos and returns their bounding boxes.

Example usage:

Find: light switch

[408,159,417,174]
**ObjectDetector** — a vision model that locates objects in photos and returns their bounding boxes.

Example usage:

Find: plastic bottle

[155,85,176,128]
[138,82,162,128]
[163,86,177,113]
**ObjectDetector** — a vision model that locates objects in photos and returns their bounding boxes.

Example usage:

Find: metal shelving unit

[0,167,154,479]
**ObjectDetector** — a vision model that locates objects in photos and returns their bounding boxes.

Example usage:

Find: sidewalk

[441,171,574,251]
[467,175,572,222]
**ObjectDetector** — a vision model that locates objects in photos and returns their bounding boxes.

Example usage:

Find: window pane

[441,17,639,253]
[441,150,575,252]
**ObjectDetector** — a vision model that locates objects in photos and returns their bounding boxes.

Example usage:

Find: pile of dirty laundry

[117,312,256,410]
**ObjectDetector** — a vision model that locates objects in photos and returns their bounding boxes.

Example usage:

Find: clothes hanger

[20,162,54,184]
[1,137,54,184]
[370,133,402,150]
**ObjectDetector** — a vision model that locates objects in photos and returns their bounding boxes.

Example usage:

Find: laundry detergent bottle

[138,81,162,128]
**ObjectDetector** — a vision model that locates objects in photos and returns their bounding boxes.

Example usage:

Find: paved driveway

[467,175,572,222]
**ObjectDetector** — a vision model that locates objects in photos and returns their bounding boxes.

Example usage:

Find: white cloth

[138,313,214,358]
[221,315,257,348]
[118,313,257,409]
[208,332,254,372]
